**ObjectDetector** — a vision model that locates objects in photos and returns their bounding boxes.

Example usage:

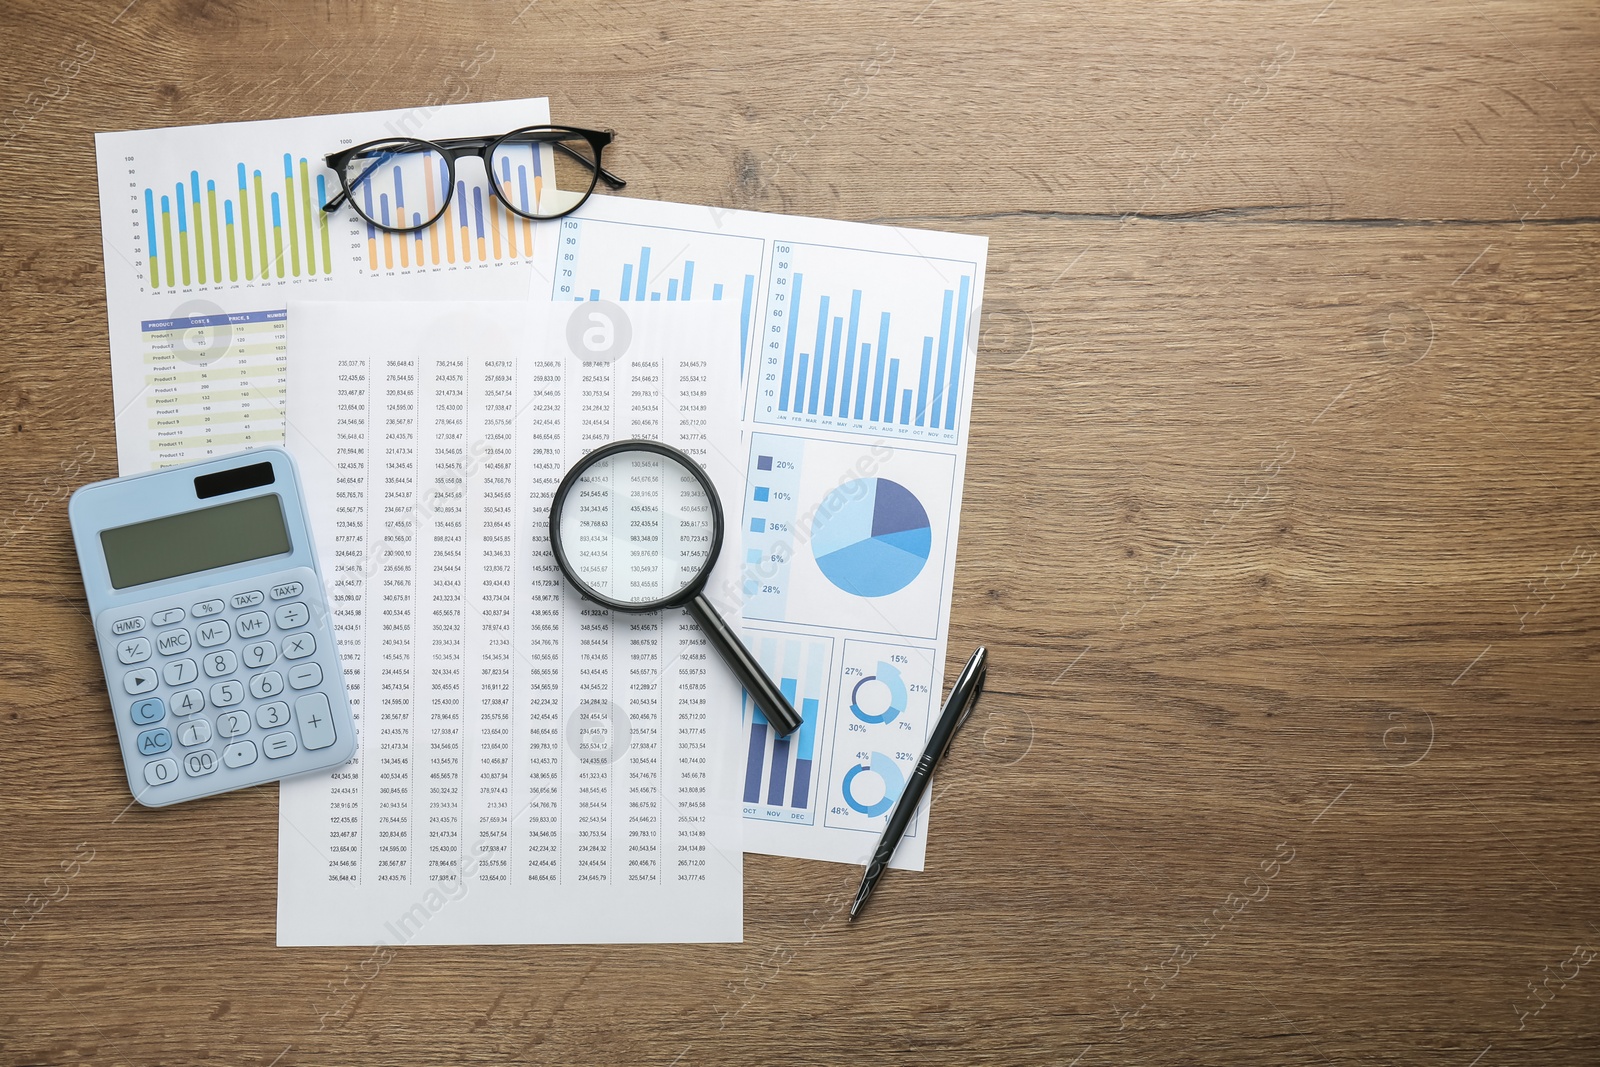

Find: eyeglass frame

[320,124,626,234]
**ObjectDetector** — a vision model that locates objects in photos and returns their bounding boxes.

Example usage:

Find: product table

[2,2,1598,1064]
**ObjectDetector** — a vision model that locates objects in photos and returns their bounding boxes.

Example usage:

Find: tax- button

[123,668,158,695]
[274,602,310,629]
[294,693,338,750]
[236,611,270,638]
[269,581,304,600]
[230,590,265,609]
[263,731,298,759]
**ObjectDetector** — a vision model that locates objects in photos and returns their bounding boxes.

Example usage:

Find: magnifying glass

[548,439,804,737]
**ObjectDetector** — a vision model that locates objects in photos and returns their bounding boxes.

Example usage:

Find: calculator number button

[263,732,298,759]
[130,698,165,725]
[275,602,311,630]
[282,633,317,660]
[294,693,338,751]
[270,581,304,600]
[123,668,158,695]
[287,662,323,690]
[117,637,152,664]
[177,719,212,747]
[256,701,291,729]
[111,617,144,635]
[223,740,258,768]
[156,628,192,656]
[196,620,231,647]
[249,670,285,699]
[183,750,219,777]
[210,680,245,707]
[136,728,172,755]
[236,611,270,639]
[242,640,277,668]
[144,758,178,786]
[163,658,198,686]
[217,710,252,737]
[192,599,225,618]
[172,688,205,715]
[203,650,239,678]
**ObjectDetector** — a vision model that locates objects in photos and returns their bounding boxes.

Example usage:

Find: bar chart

[754,241,977,444]
[823,639,937,836]
[552,217,765,367]
[139,156,336,292]
[355,147,547,272]
[741,631,834,825]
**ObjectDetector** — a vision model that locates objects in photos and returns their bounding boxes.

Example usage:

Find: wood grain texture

[2,0,1598,1063]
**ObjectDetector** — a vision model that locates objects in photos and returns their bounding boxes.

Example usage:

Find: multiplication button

[282,632,316,660]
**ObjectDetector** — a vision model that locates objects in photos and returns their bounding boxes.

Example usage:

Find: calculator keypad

[97,566,352,806]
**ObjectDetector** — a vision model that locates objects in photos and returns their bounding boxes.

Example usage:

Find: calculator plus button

[143,758,178,786]
[223,740,259,768]
[230,590,265,609]
[282,632,317,660]
[274,602,311,630]
[263,731,298,759]
[196,620,231,647]
[203,649,239,678]
[287,662,323,690]
[152,607,186,626]
[129,697,165,725]
[217,710,252,737]
[294,693,338,751]
[192,599,225,618]
[163,658,198,686]
[256,701,290,729]
[156,628,192,656]
[116,637,152,664]
[111,616,145,635]
[242,640,277,668]
[210,680,245,707]
[136,727,172,755]
[270,581,304,601]
[123,668,158,695]
[183,750,219,777]
[172,688,205,715]
[249,671,285,699]
[177,718,212,747]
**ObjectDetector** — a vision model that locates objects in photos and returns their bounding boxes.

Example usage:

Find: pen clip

[952,664,987,736]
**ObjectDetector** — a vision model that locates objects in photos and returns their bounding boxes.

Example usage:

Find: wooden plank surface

[2,0,1598,1063]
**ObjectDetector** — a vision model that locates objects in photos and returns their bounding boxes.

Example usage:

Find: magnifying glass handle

[684,594,803,737]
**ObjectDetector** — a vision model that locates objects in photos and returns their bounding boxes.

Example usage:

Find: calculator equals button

[263,731,298,759]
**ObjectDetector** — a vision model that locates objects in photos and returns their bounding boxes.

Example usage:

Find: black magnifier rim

[548,438,726,613]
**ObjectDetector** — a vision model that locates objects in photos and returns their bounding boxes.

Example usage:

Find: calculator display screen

[100,494,292,589]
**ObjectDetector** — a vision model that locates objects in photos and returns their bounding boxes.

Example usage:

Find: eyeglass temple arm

[322,152,392,213]
[551,139,626,189]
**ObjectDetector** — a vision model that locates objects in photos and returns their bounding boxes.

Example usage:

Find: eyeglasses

[321,125,626,234]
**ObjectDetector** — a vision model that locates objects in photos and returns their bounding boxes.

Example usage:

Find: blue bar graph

[759,242,975,441]
[742,634,833,821]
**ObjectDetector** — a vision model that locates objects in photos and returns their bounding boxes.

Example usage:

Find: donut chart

[850,661,907,725]
[810,478,931,598]
[841,751,905,817]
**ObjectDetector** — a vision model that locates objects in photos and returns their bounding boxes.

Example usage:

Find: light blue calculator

[69,448,355,807]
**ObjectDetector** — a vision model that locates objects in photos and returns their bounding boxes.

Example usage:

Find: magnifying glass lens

[555,448,717,604]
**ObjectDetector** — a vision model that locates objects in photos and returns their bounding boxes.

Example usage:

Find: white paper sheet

[276,299,746,945]
[533,195,987,870]
[95,97,561,476]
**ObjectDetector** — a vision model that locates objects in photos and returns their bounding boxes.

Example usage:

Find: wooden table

[3,1,1598,1062]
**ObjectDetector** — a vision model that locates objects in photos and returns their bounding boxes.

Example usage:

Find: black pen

[849,646,988,922]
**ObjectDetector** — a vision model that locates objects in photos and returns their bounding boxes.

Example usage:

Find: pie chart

[811,478,931,597]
